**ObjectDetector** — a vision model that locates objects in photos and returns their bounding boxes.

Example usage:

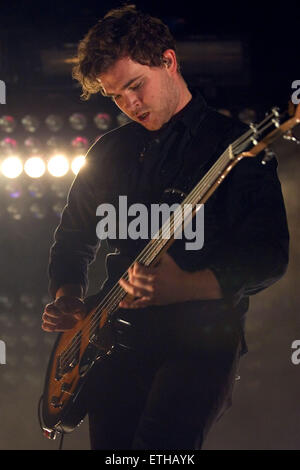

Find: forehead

[97,57,151,94]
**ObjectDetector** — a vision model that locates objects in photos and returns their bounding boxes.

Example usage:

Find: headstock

[231,102,300,163]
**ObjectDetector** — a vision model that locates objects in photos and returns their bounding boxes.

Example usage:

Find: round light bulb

[24,157,46,178]
[47,155,69,177]
[1,156,23,178]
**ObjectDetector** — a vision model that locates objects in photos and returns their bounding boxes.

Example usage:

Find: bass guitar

[40,102,300,440]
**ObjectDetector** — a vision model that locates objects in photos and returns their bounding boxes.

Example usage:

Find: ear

[162,49,178,73]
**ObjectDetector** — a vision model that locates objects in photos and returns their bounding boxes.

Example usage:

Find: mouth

[136,112,150,122]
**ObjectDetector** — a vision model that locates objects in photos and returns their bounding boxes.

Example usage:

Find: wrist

[55,283,83,300]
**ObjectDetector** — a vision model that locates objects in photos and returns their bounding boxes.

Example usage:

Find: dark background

[0,0,299,450]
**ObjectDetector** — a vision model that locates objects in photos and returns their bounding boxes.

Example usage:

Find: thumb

[73,302,86,319]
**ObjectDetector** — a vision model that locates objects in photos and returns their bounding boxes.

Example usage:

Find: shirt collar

[133,88,208,140]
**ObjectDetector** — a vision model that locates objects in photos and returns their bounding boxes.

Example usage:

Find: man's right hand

[42,296,86,332]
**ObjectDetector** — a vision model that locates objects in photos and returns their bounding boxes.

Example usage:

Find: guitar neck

[91,144,242,328]
[135,145,238,267]
[91,102,300,322]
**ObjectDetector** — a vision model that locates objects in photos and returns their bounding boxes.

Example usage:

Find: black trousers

[83,312,242,450]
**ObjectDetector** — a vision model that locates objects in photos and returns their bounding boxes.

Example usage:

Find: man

[41,5,289,449]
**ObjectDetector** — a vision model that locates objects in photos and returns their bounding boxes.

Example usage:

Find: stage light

[94,112,112,130]
[0,115,17,133]
[52,201,65,216]
[0,137,18,153]
[7,203,22,220]
[50,180,68,198]
[69,113,87,130]
[1,156,23,178]
[41,293,51,305]
[20,313,38,328]
[21,335,38,348]
[45,114,64,132]
[0,295,13,309]
[116,112,131,126]
[24,136,41,153]
[71,136,89,150]
[47,154,69,177]
[46,136,64,150]
[28,181,45,198]
[20,294,36,309]
[71,155,85,175]
[29,202,47,219]
[4,181,22,199]
[0,313,15,328]
[238,108,257,125]
[218,108,232,117]
[24,157,46,178]
[21,115,40,133]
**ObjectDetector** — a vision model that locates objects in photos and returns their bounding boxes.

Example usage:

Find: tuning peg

[283,130,300,145]
[271,107,280,117]
[249,123,259,145]
[262,148,277,165]
[270,107,281,128]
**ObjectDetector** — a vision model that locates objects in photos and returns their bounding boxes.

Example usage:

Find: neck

[174,79,192,115]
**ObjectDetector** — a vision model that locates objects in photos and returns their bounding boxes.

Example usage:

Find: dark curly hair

[72,4,180,100]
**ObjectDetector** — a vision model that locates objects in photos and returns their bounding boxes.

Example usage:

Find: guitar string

[62,109,274,338]
[59,114,276,368]
[77,110,275,325]
[59,146,232,367]
[59,113,276,368]
[59,128,257,368]
[59,148,230,367]
[231,113,274,154]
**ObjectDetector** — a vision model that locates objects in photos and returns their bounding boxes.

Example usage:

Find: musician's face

[97,55,181,131]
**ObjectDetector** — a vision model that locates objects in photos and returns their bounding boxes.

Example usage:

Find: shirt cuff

[208,264,246,307]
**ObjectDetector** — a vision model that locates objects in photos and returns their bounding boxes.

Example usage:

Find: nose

[124,91,141,114]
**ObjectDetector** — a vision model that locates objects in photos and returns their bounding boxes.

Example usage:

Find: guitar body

[42,291,116,437]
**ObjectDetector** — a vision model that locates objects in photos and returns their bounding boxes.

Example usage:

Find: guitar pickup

[50,396,63,408]
[61,382,72,393]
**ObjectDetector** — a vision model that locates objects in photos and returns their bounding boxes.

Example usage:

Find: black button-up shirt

[48,90,289,354]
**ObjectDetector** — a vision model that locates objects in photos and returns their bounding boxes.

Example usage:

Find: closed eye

[130,82,142,91]
[110,81,143,102]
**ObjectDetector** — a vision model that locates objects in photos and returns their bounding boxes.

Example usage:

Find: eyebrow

[104,75,144,97]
